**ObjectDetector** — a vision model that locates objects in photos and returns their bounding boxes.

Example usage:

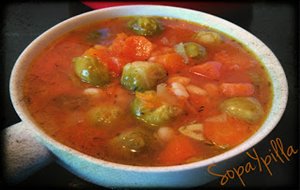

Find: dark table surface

[1,1,299,189]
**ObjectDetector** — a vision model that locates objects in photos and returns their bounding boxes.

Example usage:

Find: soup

[23,16,272,166]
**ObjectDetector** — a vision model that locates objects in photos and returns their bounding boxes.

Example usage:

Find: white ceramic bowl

[9,5,288,188]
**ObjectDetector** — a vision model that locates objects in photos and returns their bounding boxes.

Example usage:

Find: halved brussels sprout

[73,55,110,86]
[179,123,205,141]
[184,42,207,59]
[115,130,146,153]
[109,127,158,158]
[131,91,183,126]
[88,105,122,127]
[175,42,207,63]
[194,30,223,44]
[121,61,167,92]
[220,97,264,123]
[128,16,163,36]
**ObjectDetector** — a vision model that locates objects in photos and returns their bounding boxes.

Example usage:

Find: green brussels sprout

[194,30,223,44]
[128,16,163,36]
[121,61,167,92]
[115,130,147,153]
[109,127,162,160]
[88,105,122,127]
[131,91,183,126]
[184,42,207,59]
[175,42,207,64]
[73,55,110,86]
[220,97,264,123]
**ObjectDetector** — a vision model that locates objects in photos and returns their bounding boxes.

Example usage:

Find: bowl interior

[10,5,288,171]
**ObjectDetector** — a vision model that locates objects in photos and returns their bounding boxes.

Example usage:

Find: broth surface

[23,16,273,166]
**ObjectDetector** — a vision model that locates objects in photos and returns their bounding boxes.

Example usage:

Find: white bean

[171,82,189,98]
[168,76,191,85]
[83,88,102,96]
[157,127,174,142]
[186,84,207,96]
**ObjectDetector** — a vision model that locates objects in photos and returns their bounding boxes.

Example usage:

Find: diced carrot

[203,116,252,147]
[220,83,255,97]
[135,91,162,109]
[149,53,186,74]
[189,61,222,80]
[203,83,220,97]
[110,34,153,61]
[123,36,153,60]
[158,135,198,165]
[84,45,127,76]
[110,33,128,57]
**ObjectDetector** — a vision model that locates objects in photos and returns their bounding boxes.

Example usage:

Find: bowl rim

[10,4,288,172]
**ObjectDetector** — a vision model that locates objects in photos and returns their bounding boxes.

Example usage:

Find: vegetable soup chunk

[23,16,272,166]
[131,91,184,127]
[121,61,167,92]
[73,55,111,86]
[128,17,163,36]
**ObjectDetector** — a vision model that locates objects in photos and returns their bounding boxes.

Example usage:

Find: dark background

[1,1,299,189]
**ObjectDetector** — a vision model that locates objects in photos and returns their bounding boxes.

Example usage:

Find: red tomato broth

[23,16,273,166]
